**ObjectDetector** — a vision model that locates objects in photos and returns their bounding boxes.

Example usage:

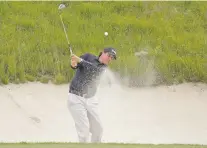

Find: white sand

[0,80,207,144]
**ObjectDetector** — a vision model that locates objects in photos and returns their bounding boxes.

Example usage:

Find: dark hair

[98,52,102,57]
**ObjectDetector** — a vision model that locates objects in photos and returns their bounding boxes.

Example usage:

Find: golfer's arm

[70,65,78,69]
[70,61,79,69]
[71,61,82,69]
[70,53,90,70]
[79,59,94,69]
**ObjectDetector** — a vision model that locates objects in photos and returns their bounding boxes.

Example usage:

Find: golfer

[67,47,117,143]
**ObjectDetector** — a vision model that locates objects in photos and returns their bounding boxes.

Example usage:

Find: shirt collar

[95,56,106,66]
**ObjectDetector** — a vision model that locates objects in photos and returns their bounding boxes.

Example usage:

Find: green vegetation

[0,1,206,85]
[0,143,207,148]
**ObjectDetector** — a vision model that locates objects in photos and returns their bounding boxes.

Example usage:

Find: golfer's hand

[71,54,82,68]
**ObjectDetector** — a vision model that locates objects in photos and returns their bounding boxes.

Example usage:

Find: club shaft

[59,14,73,55]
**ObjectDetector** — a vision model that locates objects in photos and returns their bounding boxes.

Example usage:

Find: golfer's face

[102,52,113,65]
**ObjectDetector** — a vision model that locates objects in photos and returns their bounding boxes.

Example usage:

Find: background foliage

[0,1,206,85]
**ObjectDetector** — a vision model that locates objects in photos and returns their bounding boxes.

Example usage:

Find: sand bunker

[0,80,206,144]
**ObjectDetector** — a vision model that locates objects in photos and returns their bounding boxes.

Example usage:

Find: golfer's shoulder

[81,53,96,60]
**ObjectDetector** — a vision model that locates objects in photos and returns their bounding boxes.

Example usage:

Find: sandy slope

[0,81,207,144]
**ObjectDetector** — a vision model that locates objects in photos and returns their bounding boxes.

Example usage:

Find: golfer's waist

[69,88,97,98]
[69,89,87,97]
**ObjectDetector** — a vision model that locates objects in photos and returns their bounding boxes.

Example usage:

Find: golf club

[58,4,105,68]
[58,3,73,55]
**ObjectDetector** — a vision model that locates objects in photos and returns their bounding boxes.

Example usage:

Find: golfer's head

[99,47,117,65]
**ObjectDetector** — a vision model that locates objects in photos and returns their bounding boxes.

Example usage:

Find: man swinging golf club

[67,47,117,143]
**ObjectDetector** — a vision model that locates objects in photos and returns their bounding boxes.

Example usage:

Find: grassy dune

[0,1,206,85]
[1,143,207,148]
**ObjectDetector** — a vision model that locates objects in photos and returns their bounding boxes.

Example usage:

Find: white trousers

[67,93,103,143]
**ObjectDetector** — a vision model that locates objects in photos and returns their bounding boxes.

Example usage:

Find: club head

[58,4,66,10]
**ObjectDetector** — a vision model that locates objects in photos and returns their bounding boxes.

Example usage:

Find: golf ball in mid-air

[104,32,108,36]
[58,4,66,10]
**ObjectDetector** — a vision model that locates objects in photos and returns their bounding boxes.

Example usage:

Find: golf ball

[58,4,66,10]
[104,32,108,36]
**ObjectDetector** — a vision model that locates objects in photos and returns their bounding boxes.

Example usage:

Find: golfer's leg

[67,93,90,143]
[87,98,103,143]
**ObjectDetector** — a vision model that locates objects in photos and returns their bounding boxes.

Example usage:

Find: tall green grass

[0,1,206,85]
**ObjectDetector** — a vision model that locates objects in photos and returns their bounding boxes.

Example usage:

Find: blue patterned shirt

[69,53,107,98]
